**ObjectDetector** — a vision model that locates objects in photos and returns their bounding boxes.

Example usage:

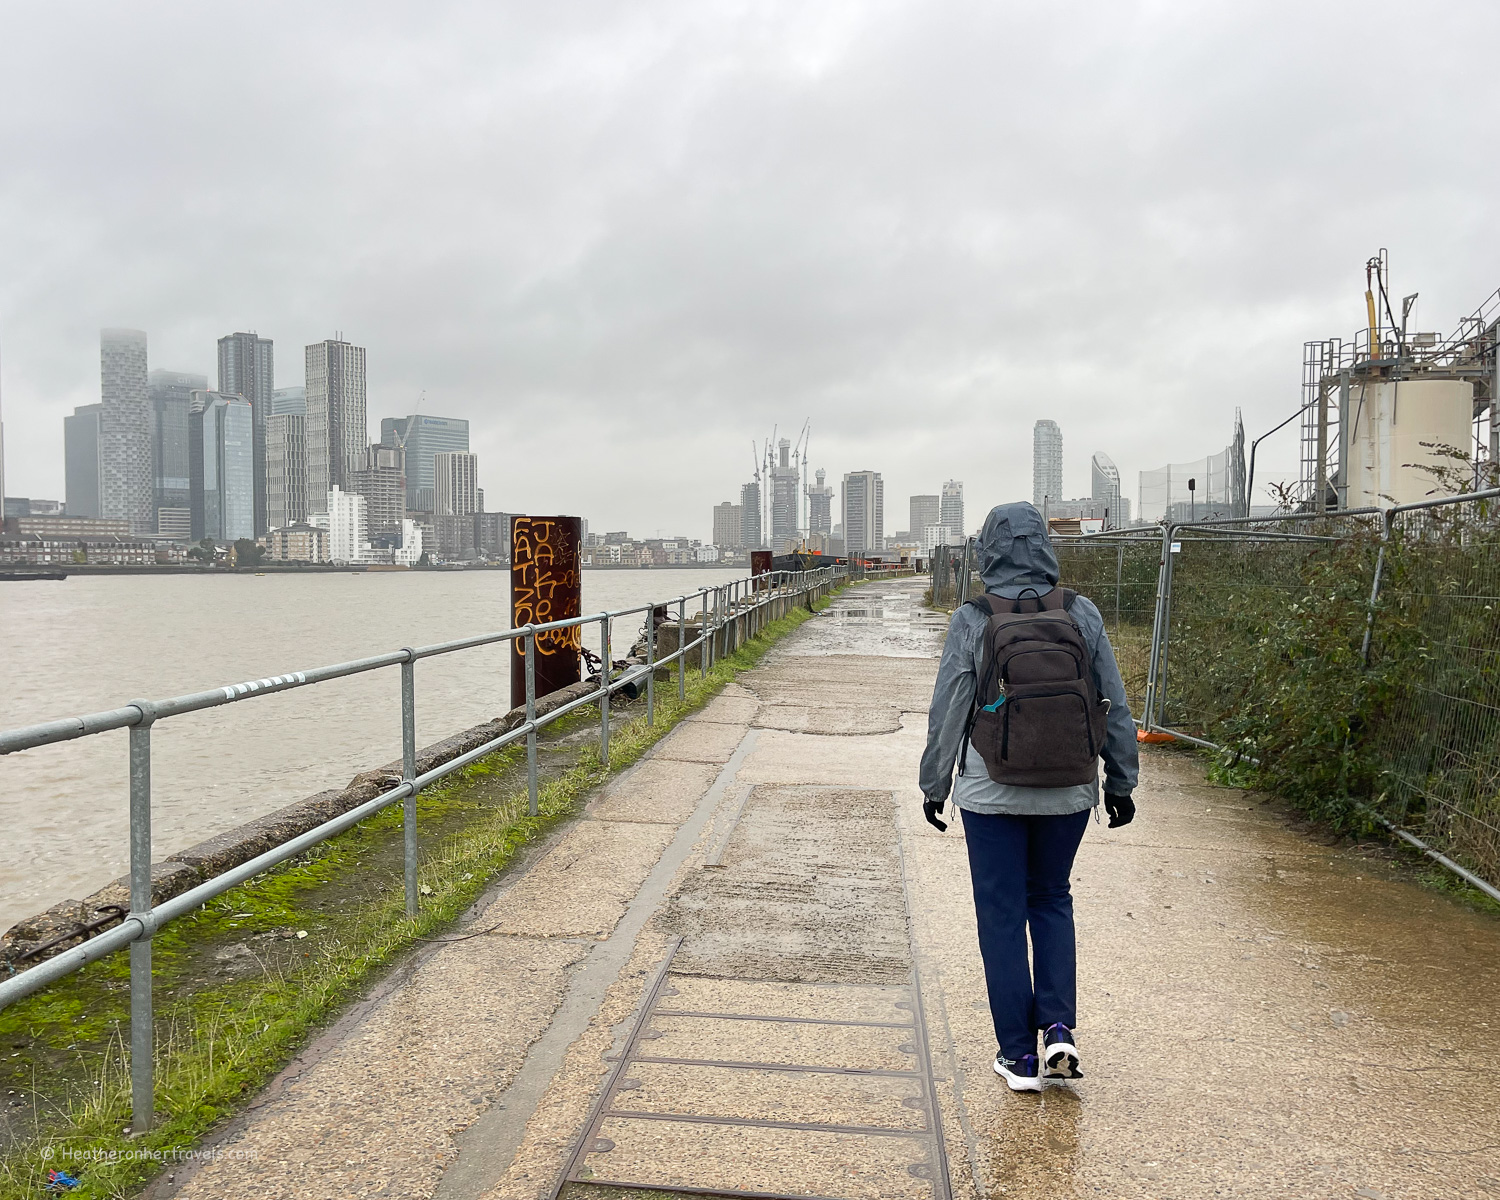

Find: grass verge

[0,582,850,1199]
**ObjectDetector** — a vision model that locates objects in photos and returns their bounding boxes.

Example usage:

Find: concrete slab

[172,937,588,1200]
[619,1060,928,1130]
[647,719,746,764]
[578,1117,936,1199]
[664,786,911,985]
[477,819,676,938]
[663,975,913,1024]
[745,653,938,713]
[737,722,928,788]
[683,694,761,725]
[753,704,906,735]
[644,1012,921,1073]
[591,760,720,825]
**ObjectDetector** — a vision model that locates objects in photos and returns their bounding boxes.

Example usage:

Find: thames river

[0,568,745,932]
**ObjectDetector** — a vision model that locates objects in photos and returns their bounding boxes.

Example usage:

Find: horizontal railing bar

[1388,486,1500,516]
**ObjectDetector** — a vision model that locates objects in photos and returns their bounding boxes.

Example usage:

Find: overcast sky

[2,0,1496,538]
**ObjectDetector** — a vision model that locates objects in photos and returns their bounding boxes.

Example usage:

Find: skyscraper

[189,391,255,542]
[266,412,307,530]
[272,386,306,416]
[218,332,274,535]
[940,480,964,538]
[99,329,155,534]
[712,501,743,549]
[769,437,800,547]
[1090,451,1125,528]
[149,369,206,539]
[380,414,469,511]
[1033,420,1063,511]
[910,495,940,539]
[842,470,884,559]
[433,450,479,516]
[64,404,103,519]
[350,443,407,538]
[305,338,368,517]
[740,480,762,549]
[807,468,834,535]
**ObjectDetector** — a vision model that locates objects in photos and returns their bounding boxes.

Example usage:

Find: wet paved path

[153,578,1500,1200]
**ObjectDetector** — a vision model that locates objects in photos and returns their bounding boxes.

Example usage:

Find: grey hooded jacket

[920,502,1139,816]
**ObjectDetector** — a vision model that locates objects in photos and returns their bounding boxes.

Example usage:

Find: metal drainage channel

[551,938,953,1200]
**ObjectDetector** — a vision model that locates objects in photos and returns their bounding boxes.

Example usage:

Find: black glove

[922,797,949,832]
[1104,793,1135,828]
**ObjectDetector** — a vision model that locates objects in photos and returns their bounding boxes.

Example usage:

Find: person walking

[920,501,1138,1092]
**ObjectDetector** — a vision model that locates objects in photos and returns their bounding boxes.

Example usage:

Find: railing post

[126,700,156,1135]
[401,654,418,919]
[599,615,611,766]
[1361,507,1394,666]
[525,627,538,816]
[678,598,687,702]
[700,591,709,677]
[645,606,656,726]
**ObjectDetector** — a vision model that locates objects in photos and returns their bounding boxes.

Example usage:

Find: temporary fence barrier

[931,497,1500,901]
[0,565,846,1133]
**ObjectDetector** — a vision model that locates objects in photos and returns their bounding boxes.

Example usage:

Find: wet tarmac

[151,577,1500,1200]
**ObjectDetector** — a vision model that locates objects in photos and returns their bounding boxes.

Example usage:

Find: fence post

[1143,526,1174,730]
[525,627,538,816]
[1114,541,1124,632]
[645,607,656,726]
[1361,507,1394,666]
[401,655,418,919]
[700,591,709,677]
[126,700,156,1134]
[600,615,611,766]
[678,598,688,702]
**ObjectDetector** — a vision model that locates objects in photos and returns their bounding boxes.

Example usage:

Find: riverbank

[0,583,850,1199]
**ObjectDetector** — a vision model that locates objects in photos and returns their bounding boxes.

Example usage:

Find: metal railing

[0,565,846,1132]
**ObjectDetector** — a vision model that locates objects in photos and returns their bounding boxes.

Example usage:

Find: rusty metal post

[510,516,582,708]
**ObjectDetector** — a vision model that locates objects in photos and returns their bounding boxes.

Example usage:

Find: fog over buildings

[3,2,1499,538]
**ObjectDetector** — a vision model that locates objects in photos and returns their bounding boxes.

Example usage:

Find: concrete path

[155,578,1500,1200]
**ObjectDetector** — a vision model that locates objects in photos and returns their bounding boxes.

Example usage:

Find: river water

[0,568,744,931]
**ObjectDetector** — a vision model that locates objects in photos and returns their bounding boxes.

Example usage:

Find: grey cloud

[2,0,1497,531]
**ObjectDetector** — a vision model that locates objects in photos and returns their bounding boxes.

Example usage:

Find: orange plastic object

[1137,730,1176,744]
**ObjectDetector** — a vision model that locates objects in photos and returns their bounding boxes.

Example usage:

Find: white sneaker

[993,1051,1042,1093]
[1042,1022,1082,1079]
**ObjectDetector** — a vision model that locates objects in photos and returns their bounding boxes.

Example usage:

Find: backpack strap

[963,594,996,617]
[1062,588,1078,611]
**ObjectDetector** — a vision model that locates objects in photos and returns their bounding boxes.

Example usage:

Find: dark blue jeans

[961,806,1091,1061]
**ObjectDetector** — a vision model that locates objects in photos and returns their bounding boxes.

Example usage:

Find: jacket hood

[978,502,1060,593]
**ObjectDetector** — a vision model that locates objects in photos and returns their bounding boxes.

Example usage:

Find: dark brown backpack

[960,588,1109,787]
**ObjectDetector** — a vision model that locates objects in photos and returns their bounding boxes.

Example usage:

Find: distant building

[807,468,834,535]
[149,369,205,538]
[64,403,103,519]
[321,485,367,563]
[923,523,959,552]
[305,339,367,518]
[910,495,939,539]
[1047,497,1109,521]
[1090,452,1125,529]
[271,386,305,416]
[349,443,407,538]
[769,438,799,547]
[218,332,274,534]
[740,481,762,549]
[189,391,255,542]
[713,501,742,549]
[474,511,510,561]
[841,470,884,559]
[266,412,307,530]
[3,514,132,538]
[380,414,469,512]
[100,329,155,534]
[433,513,475,561]
[940,480,964,538]
[267,522,329,563]
[433,450,479,516]
[1033,421,1063,511]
